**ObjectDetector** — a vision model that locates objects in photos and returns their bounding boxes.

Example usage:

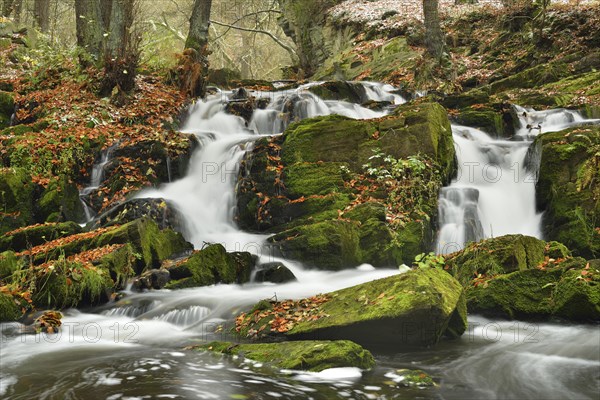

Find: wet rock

[236,268,467,348]
[307,81,368,103]
[196,340,375,372]
[91,198,184,231]
[392,369,435,387]
[534,125,600,258]
[207,68,242,87]
[0,221,82,253]
[165,244,256,289]
[224,96,270,123]
[255,262,296,283]
[36,176,86,223]
[132,268,171,291]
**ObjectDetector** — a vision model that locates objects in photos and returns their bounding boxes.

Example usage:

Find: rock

[0,250,20,279]
[236,268,467,348]
[445,234,571,286]
[36,176,85,223]
[533,125,600,258]
[0,292,22,322]
[197,340,375,372]
[0,90,14,128]
[165,244,256,289]
[392,369,435,387]
[453,108,506,137]
[0,221,82,253]
[269,220,361,271]
[131,268,171,291]
[0,168,34,234]
[207,68,242,87]
[224,97,270,123]
[91,198,184,231]
[467,257,600,321]
[307,81,368,103]
[237,102,455,269]
[255,262,297,283]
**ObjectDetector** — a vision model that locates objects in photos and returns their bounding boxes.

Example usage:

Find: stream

[1,82,599,400]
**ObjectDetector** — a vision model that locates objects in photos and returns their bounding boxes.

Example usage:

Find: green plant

[413,252,445,269]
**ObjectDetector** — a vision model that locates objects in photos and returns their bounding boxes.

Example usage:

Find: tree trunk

[423,0,444,59]
[181,0,212,98]
[34,0,50,33]
[74,0,104,58]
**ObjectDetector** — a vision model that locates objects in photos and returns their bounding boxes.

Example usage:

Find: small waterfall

[436,106,598,254]
[79,145,117,223]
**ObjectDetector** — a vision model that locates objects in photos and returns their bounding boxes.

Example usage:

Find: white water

[79,145,117,223]
[2,85,599,399]
[436,106,599,254]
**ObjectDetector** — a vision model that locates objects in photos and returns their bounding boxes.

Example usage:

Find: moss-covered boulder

[255,262,297,283]
[0,292,22,322]
[0,90,14,128]
[447,236,599,321]
[467,257,600,321]
[445,234,570,286]
[0,221,82,253]
[165,244,255,289]
[0,168,35,234]
[36,177,86,223]
[236,268,466,348]
[533,125,600,258]
[307,81,368,103]
[197,340,375,372]
[237,102,455,269]
[453,107,506,137]
[91,198,184,231]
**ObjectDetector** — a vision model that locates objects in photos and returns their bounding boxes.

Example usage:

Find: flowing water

[436,106,600,254]
[1,83,599,399]
[79,145,117,223]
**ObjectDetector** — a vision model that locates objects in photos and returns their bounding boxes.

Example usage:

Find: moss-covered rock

[255,262,297,283]
[0,250,21,279]
[269,220,361,270]
[0,90,14,128]
[36,177,86,223]
[552,262,600,321]
[165,244,255,289]
[453,108,505,137]
[0,168,34,234]
[0,292,22,322]
[307,81,368,103]
[445,234,570,286]
[197,340,375,372]
[534,125,600,258]
[393,369,436,387]
[0,221,82,253]
[237,102,455,269]
[236,268,466,348]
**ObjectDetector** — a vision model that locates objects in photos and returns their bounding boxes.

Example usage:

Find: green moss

[553,265,600,321]
[394,369,435,387]
[165,244,255,289]
[0,222,82,253]
[0,90,14,129]
[489,63,570,94]
[29,259,113,309]
[454,109,504,136]
[0,125,34,136]
[269,220,361,270]
[0,250,22,279]
[199,340,375,372]
[284,162,346,198]
[535,126,600,258]
[0,292,22,322]
[37,177,86,223]
[0,168,34,234]
[446,235,565,286]
[391,220,432,266]
[239,268,466,347]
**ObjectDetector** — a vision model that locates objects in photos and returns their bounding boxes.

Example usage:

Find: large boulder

[237,102,455,269]
[533,125,600,258]
[165,244,256,289]
[235,268,467,348]
[196,340,375,372]
[446,235,599,321]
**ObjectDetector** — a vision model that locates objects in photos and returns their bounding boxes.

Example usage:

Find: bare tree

[423,0,444,59]
[34,0,50,32]
[179,0,212,98]
[75,0,105,58]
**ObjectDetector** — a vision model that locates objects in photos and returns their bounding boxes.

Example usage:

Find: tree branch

[210,19,297,61]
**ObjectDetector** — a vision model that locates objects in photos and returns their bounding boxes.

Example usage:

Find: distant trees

[1,0,23,22]
[423,0,444,59]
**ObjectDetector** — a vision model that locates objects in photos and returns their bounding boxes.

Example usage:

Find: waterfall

[436,106,598,254]
[136,82,405,252]
[79,145,117,223]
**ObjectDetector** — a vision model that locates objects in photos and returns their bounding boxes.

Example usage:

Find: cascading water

[79,145,117,223]
[2,86,599,400]
[436,106,599,254]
